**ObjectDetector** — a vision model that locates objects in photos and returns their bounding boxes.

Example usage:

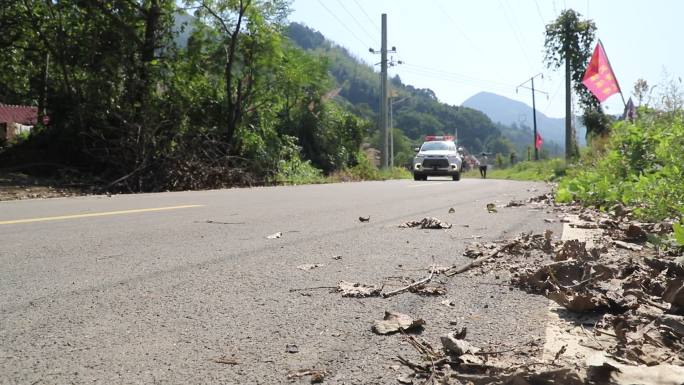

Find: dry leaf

[372,311,425,335]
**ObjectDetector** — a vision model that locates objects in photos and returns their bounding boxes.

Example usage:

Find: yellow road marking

[0,205,204,225]
[408,182,449,188]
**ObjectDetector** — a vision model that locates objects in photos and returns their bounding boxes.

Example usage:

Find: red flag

[535,132,543,150]
[582,41,620,102]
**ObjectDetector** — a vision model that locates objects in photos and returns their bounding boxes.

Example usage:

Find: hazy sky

[289,0,683,119]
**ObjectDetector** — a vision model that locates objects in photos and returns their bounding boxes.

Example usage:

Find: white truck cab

[412,135,463,181]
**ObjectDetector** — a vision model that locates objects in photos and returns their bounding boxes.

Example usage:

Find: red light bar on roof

[425,135,454,141]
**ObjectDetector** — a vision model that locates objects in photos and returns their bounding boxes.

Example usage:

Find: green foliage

[544,9,612,142]
[674,222,684,246]
[543,9,597,109]
[557,110,684,220]
[0,1,387,190]
[466,158,567,182]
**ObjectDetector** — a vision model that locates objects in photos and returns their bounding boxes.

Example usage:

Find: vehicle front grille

[422,158,449,168]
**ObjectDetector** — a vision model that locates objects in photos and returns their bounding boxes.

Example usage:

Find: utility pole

[516,73,547,161]
[565,51,573,160]
[380,14,388,169]
[370,14,396,169]
[389,95,407,167]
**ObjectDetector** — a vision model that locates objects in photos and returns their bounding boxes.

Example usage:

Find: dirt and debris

[336,281,382,298]
[372,311,425,335]
[380,195,684,384]
[409,284,447,296]
[0,172,92,201]
[285,344,299,353]
[505,200,525,208]
[266,232,282,239]
[287,369,327,383]
[486,203,498,213]
[358,216,370,222]
[297,263,324,271]
[448,207,455,214]
[399,217,452,229]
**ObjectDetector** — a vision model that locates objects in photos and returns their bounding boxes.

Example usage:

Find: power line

[403,63,518,88]
[351,0,380,31]
[534,0,546,26]
[315,0,373,49]
[399,67,517,93]
[431,0,481,55]
[543,80,563,115]
[496,0,535,71]
[334,0,378,45]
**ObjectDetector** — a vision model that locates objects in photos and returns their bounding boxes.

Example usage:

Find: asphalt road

[0,178,560,384]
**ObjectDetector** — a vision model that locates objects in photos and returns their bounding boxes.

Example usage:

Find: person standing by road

[479,153,489,179]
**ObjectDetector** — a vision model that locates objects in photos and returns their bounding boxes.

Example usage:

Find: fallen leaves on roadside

[399,217,452,229]
[612,239,643,251]
[486,203,498,213]
[336,281,381,298]
[266,232,282,239]
[297,263,324,271]
[448,207,455,213]
[358,216,370,222]
[409,284,446,296]
[440,328,480,356]
[372,311,425,335]
[505,200,524,207]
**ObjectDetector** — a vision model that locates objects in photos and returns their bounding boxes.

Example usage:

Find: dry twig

[383,265,436,298]
[445,240,520,276]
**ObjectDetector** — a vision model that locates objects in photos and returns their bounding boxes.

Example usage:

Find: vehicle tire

[452,172,461,181]
[413,174,421,181]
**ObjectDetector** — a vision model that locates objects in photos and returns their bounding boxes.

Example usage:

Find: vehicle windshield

[421,141,455,151]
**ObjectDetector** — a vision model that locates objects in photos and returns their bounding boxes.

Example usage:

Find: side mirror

[414,147,420,152]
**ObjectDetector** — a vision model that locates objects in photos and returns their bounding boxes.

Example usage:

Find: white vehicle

[412,135,463,181]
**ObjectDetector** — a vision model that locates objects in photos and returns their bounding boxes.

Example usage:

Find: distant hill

[462,92,586,148]
[286,23,516,161]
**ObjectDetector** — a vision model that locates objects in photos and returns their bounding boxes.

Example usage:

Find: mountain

[286,23,515,161]
[462,92,586,148]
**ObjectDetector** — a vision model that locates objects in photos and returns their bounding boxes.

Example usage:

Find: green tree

[544,10,604,152]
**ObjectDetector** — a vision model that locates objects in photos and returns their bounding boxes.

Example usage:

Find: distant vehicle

[412,135,463,181]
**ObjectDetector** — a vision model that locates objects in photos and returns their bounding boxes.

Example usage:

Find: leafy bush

[557,110,684,221]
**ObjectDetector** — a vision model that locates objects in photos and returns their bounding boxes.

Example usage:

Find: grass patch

[276,152,411,185]
[463,158,567,181]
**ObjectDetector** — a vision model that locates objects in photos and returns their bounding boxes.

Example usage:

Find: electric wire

[399,66,518,94]
[402,63,518,88]
[315,0,372,49]
[496,0,535,71]
[334,0,378,45]
[431,0,482,56]
[352,0,380,31]
[534,0,546,27]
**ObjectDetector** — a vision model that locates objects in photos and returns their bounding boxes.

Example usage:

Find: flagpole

[598,39,626,108]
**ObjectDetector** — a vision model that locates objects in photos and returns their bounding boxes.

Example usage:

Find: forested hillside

[0,1,371,190]
[286,23,522,163]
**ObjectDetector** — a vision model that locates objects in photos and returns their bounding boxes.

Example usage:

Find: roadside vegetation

[0,2,530,193]
[463,158,567,181]
[558,108,683,221]
[556,77,684,246]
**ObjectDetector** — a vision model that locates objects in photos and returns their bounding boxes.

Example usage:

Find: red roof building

[0,104,47,141]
